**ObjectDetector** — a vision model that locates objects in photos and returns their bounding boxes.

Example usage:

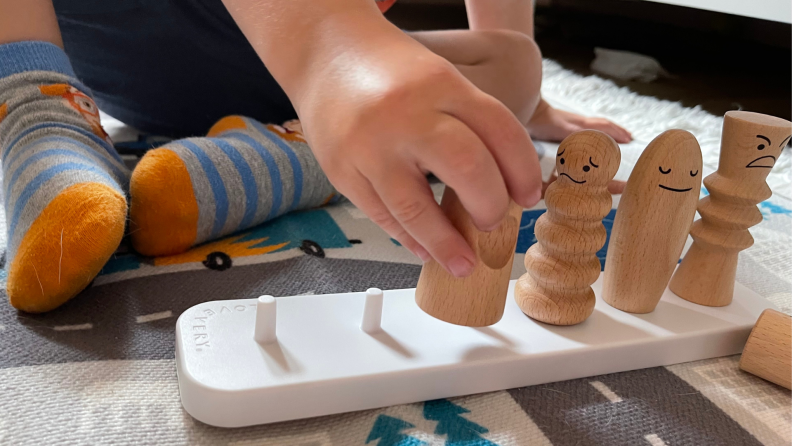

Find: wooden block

[670,112,792,306]
[414,188,522,327]
[602,130,702,314]
[740,309,791,389]
[515,130,620,325]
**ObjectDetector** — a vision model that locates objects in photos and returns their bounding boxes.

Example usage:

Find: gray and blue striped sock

[129,115,338,256]
[0,41,130,312]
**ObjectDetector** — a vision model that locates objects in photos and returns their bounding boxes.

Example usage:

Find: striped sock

[0,42,130,312]
[129,116,338,256]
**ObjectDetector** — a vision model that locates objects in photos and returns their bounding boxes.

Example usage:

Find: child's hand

[298,33,542,277]
[527,99,632,144]
[224,2,541,276]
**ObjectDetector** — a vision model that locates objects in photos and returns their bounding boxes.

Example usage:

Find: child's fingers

[445,90,542,209]
[607,179,627,195]
[338,170,430,262]
[367,166,477,278]
[413,115,509,232]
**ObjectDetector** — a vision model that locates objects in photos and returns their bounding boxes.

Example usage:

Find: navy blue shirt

[53,0,296,137]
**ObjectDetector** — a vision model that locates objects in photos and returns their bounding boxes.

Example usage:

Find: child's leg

[0,1,129,312]
[129,117,337,256]
[408,29,542,124]
[0,0,64,48]
[0,46,129,312]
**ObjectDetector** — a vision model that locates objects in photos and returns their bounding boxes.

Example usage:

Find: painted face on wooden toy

[656,161,700,193]
[555,130,621,187]
[631,130,703,195]
[720,111,791,181]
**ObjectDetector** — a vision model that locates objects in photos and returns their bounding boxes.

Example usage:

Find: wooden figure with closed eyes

[603,130,702,314]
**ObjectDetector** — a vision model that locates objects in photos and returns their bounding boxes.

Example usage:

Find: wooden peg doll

[515,130,621,325]
[602,130,702,313]
[740,309,791,390]
[415,188,522,327]
[670,112,792,306]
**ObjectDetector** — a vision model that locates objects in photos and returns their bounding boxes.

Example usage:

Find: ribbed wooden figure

[602,130,702,314]
[415,188,522,327]
[670,112,792,306]
[515,130,620,325]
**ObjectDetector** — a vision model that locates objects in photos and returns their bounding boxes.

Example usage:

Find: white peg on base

[361,288,384,333]
[254,295,277,344]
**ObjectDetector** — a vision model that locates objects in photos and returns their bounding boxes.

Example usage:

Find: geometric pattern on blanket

[1,185,790,445]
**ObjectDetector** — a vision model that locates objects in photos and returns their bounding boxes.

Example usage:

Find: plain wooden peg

[670,112,792,307]
[739,309,791,389]
[515,130,621,325]
[415,188,522,327]
[602,130,702,314]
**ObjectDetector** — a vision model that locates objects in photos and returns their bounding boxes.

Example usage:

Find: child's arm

[465,0,632,144]
[223,0,542,277]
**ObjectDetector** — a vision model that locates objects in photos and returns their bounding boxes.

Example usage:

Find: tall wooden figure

[670,112,792,306]
[603,130,702,313]
[415,189,522,327]
[515,131,620,325]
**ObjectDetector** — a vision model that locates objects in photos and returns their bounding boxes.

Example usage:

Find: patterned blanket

[1,60,790,445]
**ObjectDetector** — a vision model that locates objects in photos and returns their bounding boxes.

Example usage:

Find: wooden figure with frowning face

[670,112,792,307]
[515,130,620,325]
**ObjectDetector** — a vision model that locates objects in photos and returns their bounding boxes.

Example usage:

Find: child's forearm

[221,0,403,110]
[0,0,63,46]
[464,0,534,36]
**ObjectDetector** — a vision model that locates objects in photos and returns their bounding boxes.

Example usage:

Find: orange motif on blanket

[0,102,7,124]
[39,84,110,143]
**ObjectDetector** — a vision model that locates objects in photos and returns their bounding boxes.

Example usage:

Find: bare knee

[410,28,543,123]
[476,30,542,123]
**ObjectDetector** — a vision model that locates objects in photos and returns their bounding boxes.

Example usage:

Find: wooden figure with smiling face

[669,112,792,307]
[515,130,620,325]
[602,130,702,314]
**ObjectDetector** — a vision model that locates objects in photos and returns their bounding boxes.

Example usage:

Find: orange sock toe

[7,183,127,313]
[129,148,199,256]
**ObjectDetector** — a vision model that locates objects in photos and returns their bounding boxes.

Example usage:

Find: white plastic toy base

[175,275,774,428]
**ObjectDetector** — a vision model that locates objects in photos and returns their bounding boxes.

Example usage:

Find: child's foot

[129,116,338,256]
[526,99,633,144]
[0,61,130,312]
